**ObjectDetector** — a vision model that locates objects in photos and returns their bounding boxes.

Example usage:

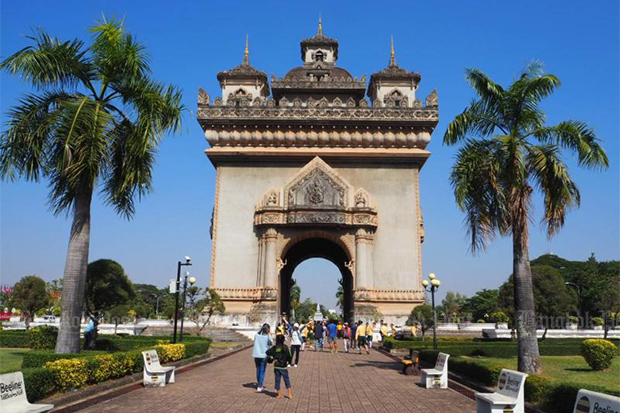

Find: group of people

[252,315,404,399]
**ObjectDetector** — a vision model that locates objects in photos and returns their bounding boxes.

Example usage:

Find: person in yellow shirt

[380,321,389,343]
[300,322,309,351]
[355,321,370,354]
[411,323,418,338]
[390,323,397,337]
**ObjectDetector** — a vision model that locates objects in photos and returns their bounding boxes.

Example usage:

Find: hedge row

[0,327,58,349]
[382,337,619,357]
[22,339,211,402]
[419,350,620,413]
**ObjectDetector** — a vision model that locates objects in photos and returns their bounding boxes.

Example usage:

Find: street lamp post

[180,274,197,342]
[422,273,441,350]
[565,282,582,328]
[173,256,192,343]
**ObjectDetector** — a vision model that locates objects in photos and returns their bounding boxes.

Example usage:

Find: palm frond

[526,145,580,238]
[533,120,609,170]
[450,139,508,252]
[0,91,72,181]
[0,28,96,91]
[444,100,506,145]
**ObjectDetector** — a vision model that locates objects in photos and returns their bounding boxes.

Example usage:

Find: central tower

[197,24,439,325]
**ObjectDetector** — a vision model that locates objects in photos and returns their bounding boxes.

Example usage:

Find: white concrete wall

[212,162,421,291]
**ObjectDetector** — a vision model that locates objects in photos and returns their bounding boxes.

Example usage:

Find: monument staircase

[202,326,252,343]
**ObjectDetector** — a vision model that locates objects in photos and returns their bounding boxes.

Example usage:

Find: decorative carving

[266,97,276,107]
[266,191,278,206]
[307,97,316,108]
[198,88,210,106]
[276,258,287,273]
[346,97,356,107]
[288,168,345,208]
[345,260,355,273]
[214,97,223,106]
[333,97,343,107]
[359,99,369,108]
[318,97,329,108]
[279,97,289,107]
[293,98,302,108]
[413,98,422,108]
[372,99,381,107]
[355,192,367,207]
[426,89,438,107]
[253,97,262,106]
[287,211,346,224]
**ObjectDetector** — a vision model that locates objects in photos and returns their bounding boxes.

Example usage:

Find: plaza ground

[76,347,475,413]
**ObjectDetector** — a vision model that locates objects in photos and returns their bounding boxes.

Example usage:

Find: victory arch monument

[197,24,438,325]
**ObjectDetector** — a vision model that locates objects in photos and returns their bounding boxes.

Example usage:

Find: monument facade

[197,24,438,325]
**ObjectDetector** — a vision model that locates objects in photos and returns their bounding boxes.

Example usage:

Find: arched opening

[280,237,354,323]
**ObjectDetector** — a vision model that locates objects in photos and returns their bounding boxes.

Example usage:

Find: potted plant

[567,315,579,330]
[490,311,510,329]
[592,317,604,330]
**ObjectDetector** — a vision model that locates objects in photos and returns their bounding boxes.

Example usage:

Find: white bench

[142,350,175,387]
[475,369,528,413]
[573,389,620,413]
[420,352,450,389]
[0,372,54,413]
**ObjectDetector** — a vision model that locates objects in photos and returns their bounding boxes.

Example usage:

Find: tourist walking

[252,323,272,393]
[286,322,305,367]
[380,321,388,343]
[342,322,351,353]
[356,321,370,354]
[327,319,338,353]
[307,320,315,350]
[366,321,374,349]
[351,321,358,350]
[314,320,324,351]
[300,321,308,350]
[266,334,293,399]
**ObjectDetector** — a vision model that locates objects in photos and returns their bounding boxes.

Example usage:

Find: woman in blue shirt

[252,323,272,392]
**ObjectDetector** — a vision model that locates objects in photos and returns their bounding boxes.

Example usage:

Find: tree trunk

[513,223,542,373]
[55,189,93,353]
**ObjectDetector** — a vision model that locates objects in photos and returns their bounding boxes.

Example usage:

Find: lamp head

[189,277,197,285]
[431,279,440,287]
[422,280,429,287]
[428,273,436,280]
[184,256,191,264]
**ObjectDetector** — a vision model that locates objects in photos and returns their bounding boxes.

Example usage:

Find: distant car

[41,315,57,323]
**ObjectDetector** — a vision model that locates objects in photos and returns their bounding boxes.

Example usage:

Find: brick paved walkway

[79,347,475,412]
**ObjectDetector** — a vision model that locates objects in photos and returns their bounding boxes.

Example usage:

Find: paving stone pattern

[78,347,475,412]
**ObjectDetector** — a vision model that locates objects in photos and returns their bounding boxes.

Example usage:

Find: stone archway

[279,236,354,323]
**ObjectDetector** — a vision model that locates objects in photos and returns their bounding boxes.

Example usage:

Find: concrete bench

[573,389,620,413]
[475,369,528,413]
[142,350,175,387]
[0,371,54,413]
[420,352,449,388]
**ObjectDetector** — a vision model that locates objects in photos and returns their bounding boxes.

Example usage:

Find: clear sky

[1,1,618,311]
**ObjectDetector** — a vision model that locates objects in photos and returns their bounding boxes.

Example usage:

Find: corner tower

[197,26,439,326]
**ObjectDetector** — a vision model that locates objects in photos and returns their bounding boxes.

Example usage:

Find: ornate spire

[318,14,323,36]
[389,35,396,67]
[243,34,249,65]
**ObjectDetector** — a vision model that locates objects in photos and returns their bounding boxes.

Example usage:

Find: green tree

[290,279,301,319]
[461,289,499,321]
[335,284,344,312]
[406,305,433,341]
[11,275,51,329]
[440,291,467,320]
[499,265,576,338]
[106,304,130,334]
[84,259,135,317]
[444,65,608,372]
[296,298,317,322]
[0,19,184,353]
[186,287,225,335]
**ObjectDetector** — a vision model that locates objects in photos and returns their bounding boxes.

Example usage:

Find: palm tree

[0,19,184,353]
[335,284,344,312]
[444,64,608,373]
[290,279,301,320]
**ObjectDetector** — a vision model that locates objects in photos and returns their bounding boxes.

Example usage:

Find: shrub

[568,315,579,324]
[155,343,185,363]
[28,326,58,349]
[22,367,56,402]
[591,317,604,326]
[184,339,211,358]
[22,350,104,368]
[580,339,618,370]
[476,319,486,323]
[489,311,510,323]
[45,358,89,390]
[0,330,30,348]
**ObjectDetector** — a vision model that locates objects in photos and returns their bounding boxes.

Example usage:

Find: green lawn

[0,348,29,374]
[458,355,620,393]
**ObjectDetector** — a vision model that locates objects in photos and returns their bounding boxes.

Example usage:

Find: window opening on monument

[289,258,342,322]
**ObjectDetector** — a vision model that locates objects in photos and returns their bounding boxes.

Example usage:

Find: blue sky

[1,1,618,310]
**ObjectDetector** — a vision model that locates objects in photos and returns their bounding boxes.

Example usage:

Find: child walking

[266,334,293,399]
